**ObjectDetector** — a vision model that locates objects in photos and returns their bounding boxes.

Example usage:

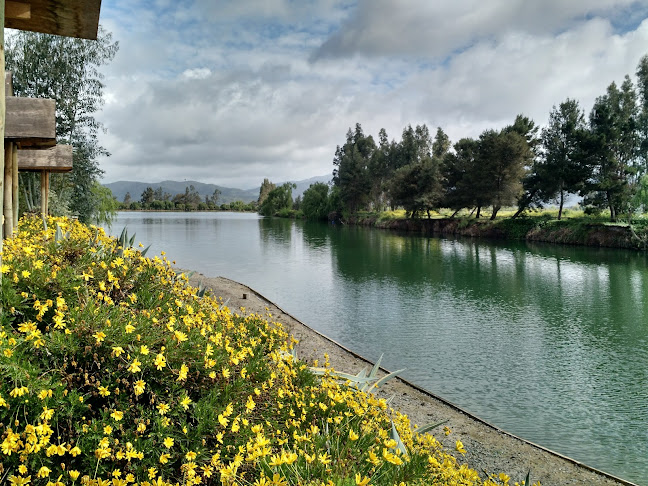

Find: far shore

[183,270,637,486]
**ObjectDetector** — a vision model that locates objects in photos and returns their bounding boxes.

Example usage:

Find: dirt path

[185,271,636,486]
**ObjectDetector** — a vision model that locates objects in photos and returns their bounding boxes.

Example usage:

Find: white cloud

[97,0,648,189]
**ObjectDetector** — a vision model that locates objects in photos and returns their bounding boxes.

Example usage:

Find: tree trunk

[451,208,460,218]
[607,191,616,222]
[490,205,500,220]
[475,206,481,218]
[426,209,431,219]
[558,190,564,220]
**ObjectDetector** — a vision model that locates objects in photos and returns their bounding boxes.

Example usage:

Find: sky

[97,0,648,190]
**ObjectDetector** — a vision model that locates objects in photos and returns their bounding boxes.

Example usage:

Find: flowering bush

[0,216,519,486]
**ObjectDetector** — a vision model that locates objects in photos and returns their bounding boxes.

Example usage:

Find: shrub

[0,216,516,486]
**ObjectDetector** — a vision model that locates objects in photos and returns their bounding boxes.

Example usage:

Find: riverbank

[346,214,648,250]
[185,271,637,486]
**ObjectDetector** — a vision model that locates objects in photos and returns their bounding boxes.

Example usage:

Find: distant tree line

[299,54,648,223]
[117,185,256,212]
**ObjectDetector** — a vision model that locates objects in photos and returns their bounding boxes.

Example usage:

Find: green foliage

[6,27,119,223]
[90,181,119,225]
[301,182,331,220]
[259,182,295,216]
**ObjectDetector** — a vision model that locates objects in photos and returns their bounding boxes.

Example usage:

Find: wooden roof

[5,0,101,40]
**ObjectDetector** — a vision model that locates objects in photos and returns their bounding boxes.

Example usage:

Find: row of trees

[119,185,254,212]
[312,54,648,222]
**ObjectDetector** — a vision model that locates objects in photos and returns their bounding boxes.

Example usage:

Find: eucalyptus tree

[332,123,375,214]
[441,137,479,215]
[584,76,640,221]
[477,129,529,219]
[535,99,589,219]
[6,27,119,223]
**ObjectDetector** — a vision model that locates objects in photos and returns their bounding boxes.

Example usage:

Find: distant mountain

[103,175,331,205]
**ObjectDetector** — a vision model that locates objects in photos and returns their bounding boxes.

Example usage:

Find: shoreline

[185,271,638,486]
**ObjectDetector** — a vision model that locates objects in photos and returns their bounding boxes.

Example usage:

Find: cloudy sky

[97,0,648,190]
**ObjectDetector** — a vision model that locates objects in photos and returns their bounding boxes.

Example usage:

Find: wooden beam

[5,96,55,146]
[5,71,11,97]
[5,0,101,40]
[1,0,5,286]
[18,144,72,172]
[11,143,17,226]
[40,170,48,215]
[3,142,12,237]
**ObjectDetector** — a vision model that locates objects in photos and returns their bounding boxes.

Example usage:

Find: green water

[108,212,648,484]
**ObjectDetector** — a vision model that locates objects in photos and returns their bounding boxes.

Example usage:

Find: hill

[103,175,331,205]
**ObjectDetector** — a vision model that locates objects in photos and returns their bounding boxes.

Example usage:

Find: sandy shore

[185,271,636,486]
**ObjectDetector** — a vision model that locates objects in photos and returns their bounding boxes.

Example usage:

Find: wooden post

[0,0,5,286]
[12,143,17,227]
[40,171,49,216]
[3,142,12,237]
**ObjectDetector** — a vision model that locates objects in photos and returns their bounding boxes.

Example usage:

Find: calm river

[105,211,648,484]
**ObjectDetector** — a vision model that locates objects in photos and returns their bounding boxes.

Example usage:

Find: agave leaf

[384,393,396,405]
[55,224,63,243]
[368,354,383,379]
[141,245,151,257]
[218,298,231,310]
[197,284,206,298]
[309,368,376,383]
[371,369,405,390]
[42,216,48,232]
[414,420,448,436]
[128,233,136,247]
[355,367,368,379]
[524,471,531,486]
[118,227,127,244]
[390,421,408,457]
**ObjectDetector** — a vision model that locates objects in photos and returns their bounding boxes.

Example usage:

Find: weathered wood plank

[5,96,55,145]
[5,0,101,40]
[3,142,12,237]
[18,145,72,172]
[5,71,11,97]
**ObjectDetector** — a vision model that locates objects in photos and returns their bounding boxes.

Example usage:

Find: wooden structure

[0,1,99,240]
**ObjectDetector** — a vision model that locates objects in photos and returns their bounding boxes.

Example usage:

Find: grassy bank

[0,216,529,486]
[345,210,648,250]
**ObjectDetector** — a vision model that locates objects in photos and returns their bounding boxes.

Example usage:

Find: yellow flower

[355,474,371,486]
[157,403,170,415]
[111,410,124,421]
[37,466,51,478]
[154,353,166,370]
[456,440,467,455]
[69,470,80,480]
[186,451,197,461]
[159,453,171,464]
[98,386,110,397]
[140,345,149,355]
[134,380,146,396]
[93,331,107,344]
[137,422,147,433]
[112,346,125,357]
[177,363,188,381]
[349,429,359,441]
[128,358,142,373]
[163,437,174,448]
[180,396,192,410]
[21,270,31,278]
[104,425,113,435]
